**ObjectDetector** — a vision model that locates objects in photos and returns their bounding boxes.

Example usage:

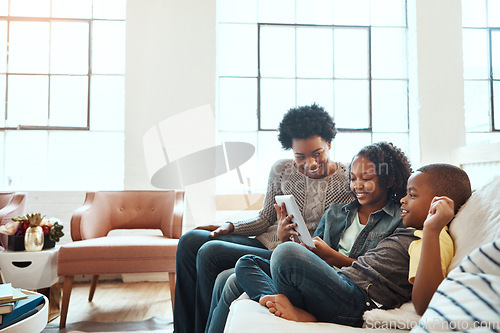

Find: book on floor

[0,293,44,329]
[0,283,13,301]
[0,288,27,305]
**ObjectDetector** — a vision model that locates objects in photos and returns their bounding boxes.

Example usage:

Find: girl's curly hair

[349,142,413,205]
[278,104,337,150]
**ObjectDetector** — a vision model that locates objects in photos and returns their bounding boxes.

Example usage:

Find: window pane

[10,0,50,17]
[371,27,407,79]
[489,0,500,27]
[7,75,48,126]
[90,75,124,131]
[49,76,88,127]
[217,0,257,23]
[296,27,332,78]
[332,0,369,26]
[92,21,125,74]
[464,80,491,132]
[218,78,257,131]
[372,80,408,132]
[296,79,333,115]
[333,28,369,79]
[258,0,295,24]
[257,131,290,188]
[51,22,89,74]
[463,29,489,79]
[216,131,258,193]
[47,131,124,190]
[372,133,409,155]
[260,78,295,129]
[492,30,500,79]
[0,21,6,73]
[0,75,5,127]
[296,0,333,25]
[4,131,48,189]
[462,0,487,28]
[0,0,7,15]
[93,0,126,20]
[370,0,406,27]
[333,132,371,163]
[494,81,500,130]
[218,24,257,77]
[333,79,369,129]
[9,22,50,74]
[260,26,295,77]
[52,0,92,18]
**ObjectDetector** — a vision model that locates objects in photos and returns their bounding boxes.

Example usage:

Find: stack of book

[0,283,44,329]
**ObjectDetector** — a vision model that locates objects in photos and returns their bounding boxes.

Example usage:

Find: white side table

[0,246,59,289]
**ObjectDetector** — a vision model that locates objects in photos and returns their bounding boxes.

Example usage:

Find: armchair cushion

[57,235,178,276]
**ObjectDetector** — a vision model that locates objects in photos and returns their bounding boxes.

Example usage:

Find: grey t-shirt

[339,228,419,309]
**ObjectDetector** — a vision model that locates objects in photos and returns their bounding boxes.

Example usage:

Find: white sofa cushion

[224,295,407,333]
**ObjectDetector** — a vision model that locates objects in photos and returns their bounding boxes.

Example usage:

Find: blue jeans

[173,229,271,333]
[205,270,244,333]
[236,242,376,327]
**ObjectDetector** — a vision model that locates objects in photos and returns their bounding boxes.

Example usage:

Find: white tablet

[275,195,316,249]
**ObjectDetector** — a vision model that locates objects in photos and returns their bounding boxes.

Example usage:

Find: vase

[24,226,44,252]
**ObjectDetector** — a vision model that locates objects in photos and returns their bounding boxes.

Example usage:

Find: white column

[125,0,217,228]
[408,0,466,167]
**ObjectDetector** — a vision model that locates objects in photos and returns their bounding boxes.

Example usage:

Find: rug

[42,316,173,333]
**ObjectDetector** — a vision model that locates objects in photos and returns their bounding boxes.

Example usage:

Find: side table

[0,246,59,289]
[0,246,60,322]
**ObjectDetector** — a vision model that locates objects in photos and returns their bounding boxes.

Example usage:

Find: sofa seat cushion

[57,235,178,276]
[225,296,409,333]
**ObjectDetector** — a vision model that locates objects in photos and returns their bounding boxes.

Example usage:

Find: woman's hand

[275,203,300,243]
[195,222,234,237]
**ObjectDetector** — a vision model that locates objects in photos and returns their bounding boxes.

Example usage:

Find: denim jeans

[205,270,244,333]
[236,242,376,327]
[173,229,271,333]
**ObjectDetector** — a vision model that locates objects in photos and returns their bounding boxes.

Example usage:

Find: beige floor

[50,280,173,328]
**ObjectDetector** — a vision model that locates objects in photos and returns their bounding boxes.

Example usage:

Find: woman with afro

[174,104,354,333]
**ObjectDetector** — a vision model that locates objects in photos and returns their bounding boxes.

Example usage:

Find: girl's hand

[276,203,300,243]
[309,237,333,259]
[423,196,455,233]
[195,222,234,237]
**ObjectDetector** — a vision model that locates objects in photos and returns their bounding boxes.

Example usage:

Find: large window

[0,0,125,190]
[216,0,408,192]
[462,0,500,144]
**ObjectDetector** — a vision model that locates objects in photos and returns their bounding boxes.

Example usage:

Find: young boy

[235,163,472,326]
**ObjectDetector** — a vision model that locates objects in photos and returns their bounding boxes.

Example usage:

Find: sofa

[224,176,500,332]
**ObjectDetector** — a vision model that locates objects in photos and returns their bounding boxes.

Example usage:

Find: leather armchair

[57,190,184,328]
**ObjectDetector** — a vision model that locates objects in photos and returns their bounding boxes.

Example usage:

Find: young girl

[205,141,412,332]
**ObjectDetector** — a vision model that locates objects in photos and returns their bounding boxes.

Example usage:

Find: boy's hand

[276,203,300,243]
[423,196,455,233]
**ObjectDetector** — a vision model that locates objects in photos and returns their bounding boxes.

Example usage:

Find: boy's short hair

[417,163,472,213]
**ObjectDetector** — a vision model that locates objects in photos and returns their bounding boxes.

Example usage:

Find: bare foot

[259,294,316,322]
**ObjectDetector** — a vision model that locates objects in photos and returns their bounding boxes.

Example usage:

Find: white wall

[125,0,217,228]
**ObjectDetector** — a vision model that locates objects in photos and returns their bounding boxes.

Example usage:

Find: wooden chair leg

[168,272,176,311]
[89,274,99,301]
[60,276,74,329]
